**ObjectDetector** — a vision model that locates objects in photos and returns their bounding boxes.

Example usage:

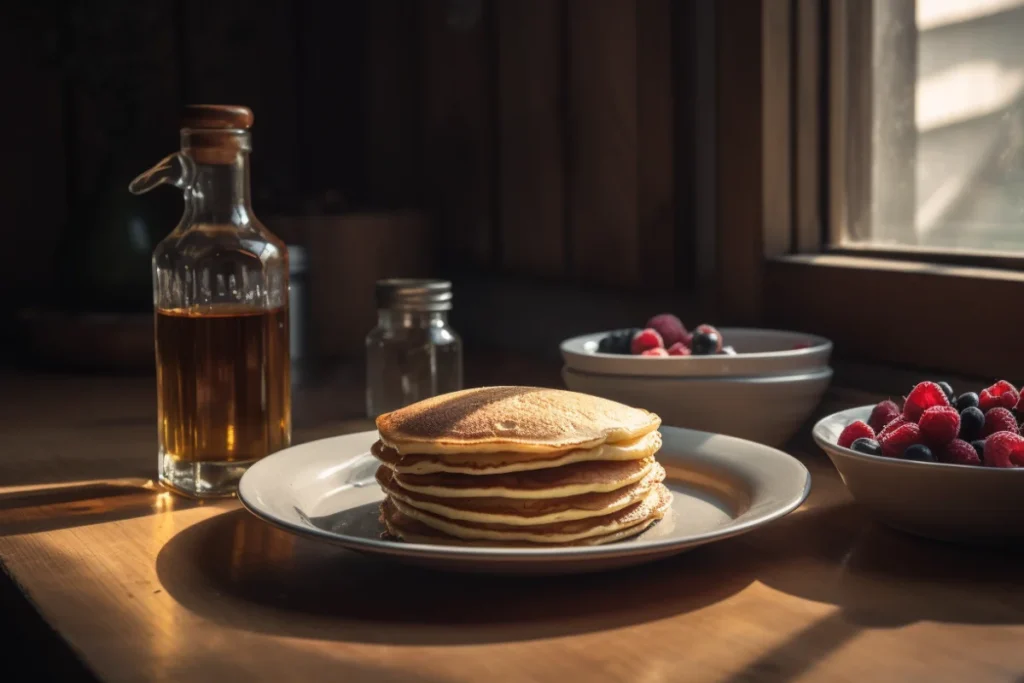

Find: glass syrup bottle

[130,105,291,498]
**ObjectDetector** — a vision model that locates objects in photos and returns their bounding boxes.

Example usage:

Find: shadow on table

[746,499,1024,628]
[155,508,755,645]
[0,481,196,535]
[703,499,1024,683]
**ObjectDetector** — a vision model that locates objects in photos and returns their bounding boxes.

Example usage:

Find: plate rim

[238,427,812,563]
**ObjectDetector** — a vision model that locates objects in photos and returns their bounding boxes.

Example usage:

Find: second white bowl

[562,366,833,447]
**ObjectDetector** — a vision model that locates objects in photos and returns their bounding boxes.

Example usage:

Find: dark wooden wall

[2,0,704,320]
[368,0,696,290]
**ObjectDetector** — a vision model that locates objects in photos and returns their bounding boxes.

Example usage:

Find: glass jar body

[366,309,463,418]
[152,143,291,498]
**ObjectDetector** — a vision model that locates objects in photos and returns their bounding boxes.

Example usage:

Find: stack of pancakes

[372,386,672,546]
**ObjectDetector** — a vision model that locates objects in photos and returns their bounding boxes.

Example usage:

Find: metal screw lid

[375,279,453,312]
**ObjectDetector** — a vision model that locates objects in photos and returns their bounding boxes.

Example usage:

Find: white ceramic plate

[563,366,833,447]
[814,406,1024,542]
[561,327,832,378]
[238,427,811,575]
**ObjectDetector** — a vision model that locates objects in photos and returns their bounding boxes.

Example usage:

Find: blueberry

[691,331,719,355]
[851,437,882,456]
[597,328,638,354]
[958,406,985,441]
[903,444,935,462]
[956,392,979,411]
[971,439,986,462]
[938,381,955,402]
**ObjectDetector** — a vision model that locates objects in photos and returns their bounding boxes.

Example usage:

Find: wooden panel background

[2,0,704,327]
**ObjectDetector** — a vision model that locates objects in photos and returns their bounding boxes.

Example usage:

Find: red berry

[693,324,723,353]
[878,422,921,458]
[979,380,1019,413]
[902,382,951,422]
[667,341,691,356]
[631,328,663,354]
[640,347,669,357]
[981,432,1024,468]
[837,420,875,449]
[982,407,1019,437]
[868,400,901,432]
[938,439,981,466]
[645,314,688,348]
[792,342,812,350]
[878,416,909,439]
[918,406,960,447]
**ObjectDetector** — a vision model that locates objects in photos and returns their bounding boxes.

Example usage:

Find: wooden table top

[2,365,1024,683]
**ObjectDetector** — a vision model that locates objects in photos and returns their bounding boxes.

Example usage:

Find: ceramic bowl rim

[562,327,832,362]
[562,365,834,385]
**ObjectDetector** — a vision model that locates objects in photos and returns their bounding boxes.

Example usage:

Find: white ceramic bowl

[561,328,832,378]
[814,406,1024,543]
[562,366,832,447]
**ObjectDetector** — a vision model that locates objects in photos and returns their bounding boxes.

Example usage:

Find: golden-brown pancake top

[376,386,661,455]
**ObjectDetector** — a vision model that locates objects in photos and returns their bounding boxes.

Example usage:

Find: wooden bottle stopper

[181,105,254,131]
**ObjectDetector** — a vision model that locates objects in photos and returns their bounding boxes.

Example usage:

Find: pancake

[385,485,672,544]
[379,497,664,547]
[392,456,656,499]
[371,430,661,475]
[376,386,660,455]
[376,463,666,526]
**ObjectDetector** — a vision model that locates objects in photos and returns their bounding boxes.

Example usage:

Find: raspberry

[902,382,951,422]
[981,432,1024,468]
[878,416,909,439]
[645,314,688,348]
[982,407,1018,437]
[868,400,901,432]
[837,420,875,449]
[792,341,812,350]
[667,341,691,356]
[878,422,921,458]
[979,380,1019,412]
[919,406,960,447]
[693,324,723,353]
[640,347,669,356]
[939,439,981,466]
[631,328,663,354]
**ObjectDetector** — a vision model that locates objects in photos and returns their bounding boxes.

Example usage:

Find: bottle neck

[378,309,448,329]
[184,152,253,226]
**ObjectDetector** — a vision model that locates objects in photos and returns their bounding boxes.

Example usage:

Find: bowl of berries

[813,380,1024,543]
[561,314,831,378]
[561,314,832,445]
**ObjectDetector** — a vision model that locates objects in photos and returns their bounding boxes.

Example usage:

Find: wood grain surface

[2,367,1024,683]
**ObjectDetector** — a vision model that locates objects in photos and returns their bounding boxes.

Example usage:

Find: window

[714,0,1024,379]
[838,0,1024,254]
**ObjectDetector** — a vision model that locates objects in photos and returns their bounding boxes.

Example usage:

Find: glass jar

[129,105,291,498]
[366,279,463,418]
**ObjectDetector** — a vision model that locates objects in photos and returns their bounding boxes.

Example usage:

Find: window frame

[718,0,1024,378]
